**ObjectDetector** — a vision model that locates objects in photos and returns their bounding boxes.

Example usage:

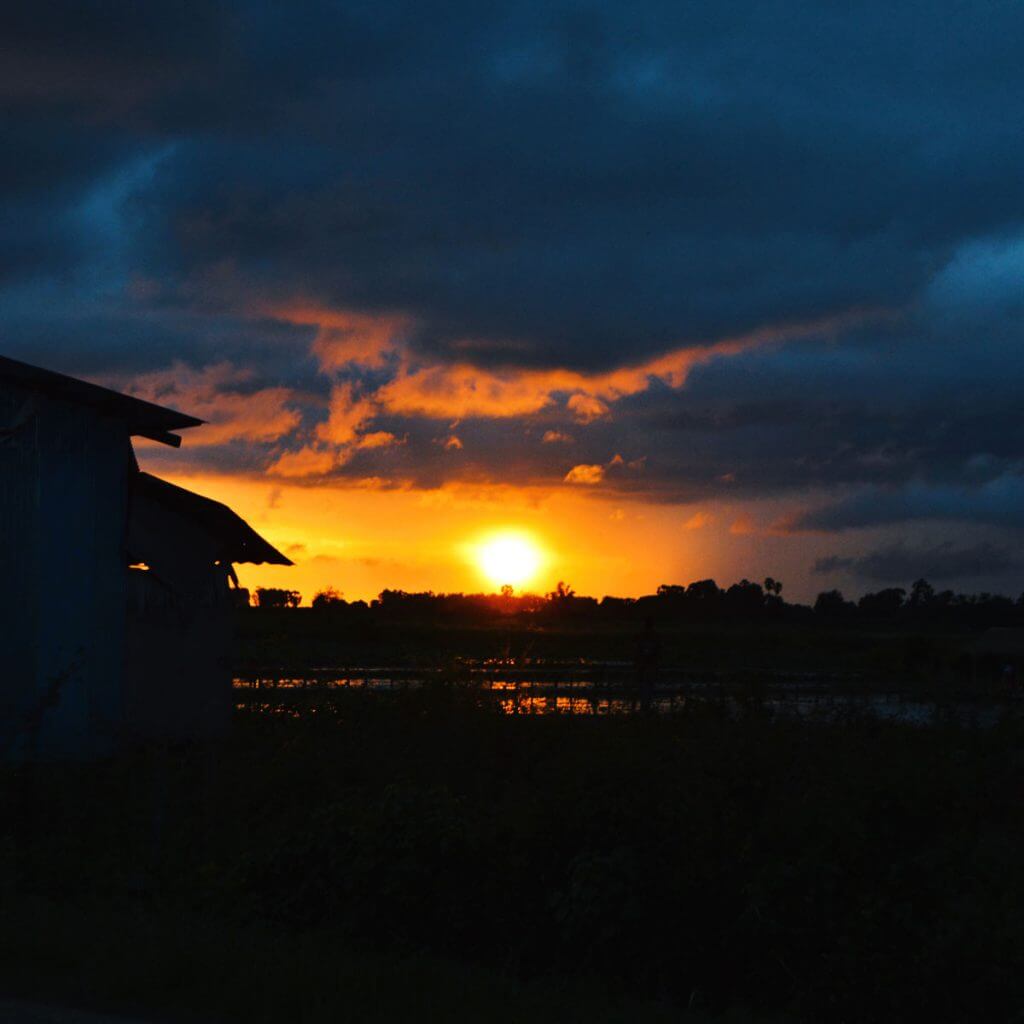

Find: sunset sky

[5,2,1024,602]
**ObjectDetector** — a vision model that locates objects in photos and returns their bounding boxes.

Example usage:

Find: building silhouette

[0,355,290,757]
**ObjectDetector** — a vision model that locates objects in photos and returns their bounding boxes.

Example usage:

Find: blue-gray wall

[0,382,128,758]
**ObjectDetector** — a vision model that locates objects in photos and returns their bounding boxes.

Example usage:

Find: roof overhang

[129,472,293,568]
[0,354,203,446]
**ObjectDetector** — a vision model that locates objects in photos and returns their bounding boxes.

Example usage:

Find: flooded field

[233,661,1021,726]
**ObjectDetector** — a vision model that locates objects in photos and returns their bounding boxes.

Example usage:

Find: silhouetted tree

[239,576,1024,629]
[814,589,856,617]
[312,586,345,609]
[686,579,721,603]
[547,581,576,602]
[255,587,302,608]
[725,579,765,616]
[908,578,935,608]
[858,588,906,618]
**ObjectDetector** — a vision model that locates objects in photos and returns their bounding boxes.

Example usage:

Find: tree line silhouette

[248,576,1024,630]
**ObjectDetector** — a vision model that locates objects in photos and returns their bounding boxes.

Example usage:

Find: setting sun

[472,530,544,591]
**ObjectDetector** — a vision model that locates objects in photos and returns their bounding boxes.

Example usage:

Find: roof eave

[0,354,205,437]
[138,429,184,448]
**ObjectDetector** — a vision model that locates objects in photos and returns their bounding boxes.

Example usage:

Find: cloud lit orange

[564,464,605,485]
[124,361,301,446]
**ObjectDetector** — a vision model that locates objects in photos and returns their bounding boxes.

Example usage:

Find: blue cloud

[2,0,1024,529]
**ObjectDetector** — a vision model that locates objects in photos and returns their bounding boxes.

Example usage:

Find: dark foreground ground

[4,686,1024,1023]
[0,1000,151,1023]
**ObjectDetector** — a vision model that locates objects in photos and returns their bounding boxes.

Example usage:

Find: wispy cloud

[124,361,301,446]
[274,305,409,372]
[365,311,867,424]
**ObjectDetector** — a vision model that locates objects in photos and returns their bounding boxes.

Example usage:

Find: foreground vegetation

[236,606,983,694]
[236,574,1024,689]
[0,899,684,1024]
[254,574,1024,635]
[4,690,1024,1022]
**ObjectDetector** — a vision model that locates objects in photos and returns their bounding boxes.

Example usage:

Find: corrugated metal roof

[0,354,202,447]
[131,472,293,566]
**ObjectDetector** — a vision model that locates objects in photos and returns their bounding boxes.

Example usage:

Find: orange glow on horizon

[135,463,831,605]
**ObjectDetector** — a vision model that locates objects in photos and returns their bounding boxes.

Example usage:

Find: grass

[0,897,701,1024]
[3,688,1024,1021]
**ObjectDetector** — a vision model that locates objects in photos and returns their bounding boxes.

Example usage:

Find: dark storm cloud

[790,475,1024,533]
[7,1,1024,357]
[3,0,1024,535]
[812,541,1021,585]
[2,300,318,383]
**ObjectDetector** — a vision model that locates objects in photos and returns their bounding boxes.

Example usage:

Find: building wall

[0,382,128,758]
[124,567,233,742]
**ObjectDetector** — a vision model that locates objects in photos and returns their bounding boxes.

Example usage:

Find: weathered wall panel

[0,385,40,753]
[124,568,233,742]
[0,381,127,757]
